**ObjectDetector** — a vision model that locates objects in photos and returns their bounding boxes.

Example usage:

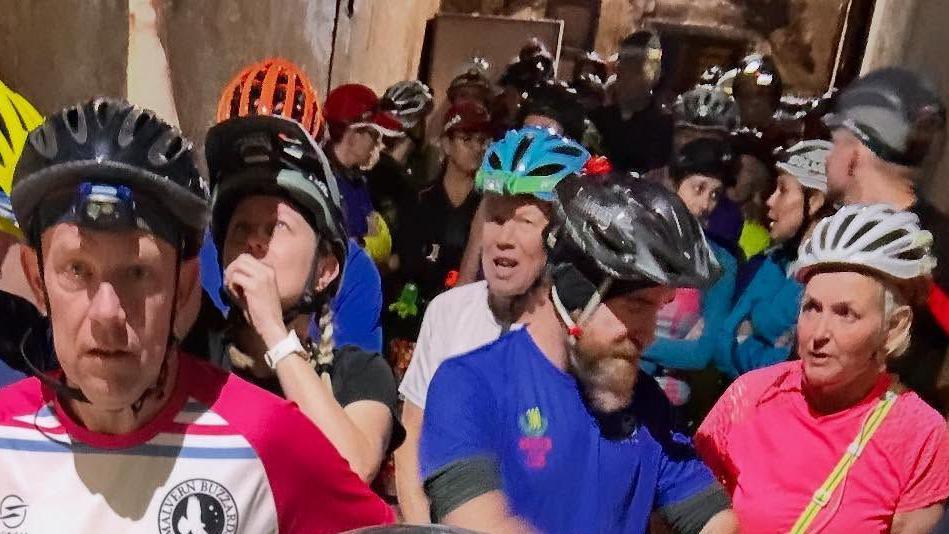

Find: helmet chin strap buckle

[552,277,613,343]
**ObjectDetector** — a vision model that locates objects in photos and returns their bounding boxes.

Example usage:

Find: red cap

[442,101,492,136]
[324,83,403,140]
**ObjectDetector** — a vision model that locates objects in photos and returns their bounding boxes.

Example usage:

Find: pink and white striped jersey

[0,354,394,533]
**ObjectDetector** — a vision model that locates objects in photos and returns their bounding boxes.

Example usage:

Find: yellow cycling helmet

[0,80,43,238]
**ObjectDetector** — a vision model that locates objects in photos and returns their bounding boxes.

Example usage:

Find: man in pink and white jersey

[0,98,393,533]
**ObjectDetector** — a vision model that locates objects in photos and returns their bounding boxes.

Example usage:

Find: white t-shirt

[399,281,512,409]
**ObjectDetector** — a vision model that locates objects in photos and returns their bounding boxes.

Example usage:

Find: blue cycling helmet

[475,125,590,201]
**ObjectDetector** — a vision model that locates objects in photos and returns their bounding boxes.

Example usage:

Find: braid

[317,303,335,389]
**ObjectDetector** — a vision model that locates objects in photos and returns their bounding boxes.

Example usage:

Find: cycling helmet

[670,137,737,188]
[12,98,208,257]
[0,80,43,194]
[381,80,434,129]
[824,67,946,167]
[324,83,402,142]
[217,58,323,138]
[732,54,783,101]
[206,115,347,299]
[791,204,935,283]
[546,173,721,337]
[573,51,609,83]
[673,85,740,132]
[448,58,492,103]
[518,80,587,141]
[476,126,590,201]
[774,139,832,192]
[0,81,43,238]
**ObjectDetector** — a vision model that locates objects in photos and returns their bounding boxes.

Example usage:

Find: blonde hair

[316,303,335,388]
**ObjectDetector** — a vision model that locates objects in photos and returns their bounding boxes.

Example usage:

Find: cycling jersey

[420,329,724,533]
[0,354,394,533]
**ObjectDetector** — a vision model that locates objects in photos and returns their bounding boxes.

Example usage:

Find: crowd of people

[0,25,947,534]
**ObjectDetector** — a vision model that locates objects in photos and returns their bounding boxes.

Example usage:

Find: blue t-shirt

[309,238,383,352]
[336,174,374,241]
[420,329,717,534]
[199,237,383,353]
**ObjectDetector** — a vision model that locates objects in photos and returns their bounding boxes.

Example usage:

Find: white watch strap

[264,331,305,370]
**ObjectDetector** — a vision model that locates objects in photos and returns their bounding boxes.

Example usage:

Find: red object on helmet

[442,101,492,136]
[217,58,323,138]
[324,83,403,142]
[582,155,612,175]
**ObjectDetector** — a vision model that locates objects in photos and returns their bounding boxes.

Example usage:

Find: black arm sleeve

[658,482,731,534]
[424,455,503,522]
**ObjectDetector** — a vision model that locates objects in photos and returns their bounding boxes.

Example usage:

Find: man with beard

[419,173,738,533]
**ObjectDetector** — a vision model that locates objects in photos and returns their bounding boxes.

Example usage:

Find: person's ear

[883,304,913,360]
[20,245,47,315]
[806,190,827,218]
[313,253,341,293]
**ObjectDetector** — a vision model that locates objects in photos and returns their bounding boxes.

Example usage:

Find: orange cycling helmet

[217,58,323,137]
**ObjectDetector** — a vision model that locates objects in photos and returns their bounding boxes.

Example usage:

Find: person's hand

[223,254,288,349]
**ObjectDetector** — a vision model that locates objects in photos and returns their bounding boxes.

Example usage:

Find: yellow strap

[788,391,897,534]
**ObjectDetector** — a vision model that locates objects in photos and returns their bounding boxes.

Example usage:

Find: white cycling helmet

[791,203,935,282]
[774,139,833,193]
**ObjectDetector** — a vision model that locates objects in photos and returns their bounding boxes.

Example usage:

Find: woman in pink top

[696,204,949,533]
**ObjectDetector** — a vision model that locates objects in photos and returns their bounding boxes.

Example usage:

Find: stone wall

[0,0,438,151]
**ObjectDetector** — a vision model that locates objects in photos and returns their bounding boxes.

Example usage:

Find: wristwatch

[264,331,308,370]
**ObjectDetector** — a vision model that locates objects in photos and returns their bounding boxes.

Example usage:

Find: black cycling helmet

[206,115,348,303]
[545,173,721,337]
[519,80,586,141]
[732,54,783,102]
[381,80,434,129]
[11,97,209,258]
[670,137,737,188]
[824,67,946,167]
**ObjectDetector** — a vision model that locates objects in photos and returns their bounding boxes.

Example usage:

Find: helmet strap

[551,276,613,344]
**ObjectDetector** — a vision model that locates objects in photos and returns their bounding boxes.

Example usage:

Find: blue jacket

[717,249,801,378]
[641,242,737,375]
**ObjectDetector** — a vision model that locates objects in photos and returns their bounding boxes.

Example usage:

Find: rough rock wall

[0,0,128,114]
[642,0,851,95]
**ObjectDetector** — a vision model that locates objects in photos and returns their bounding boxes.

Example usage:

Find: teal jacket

[641,242,737,375]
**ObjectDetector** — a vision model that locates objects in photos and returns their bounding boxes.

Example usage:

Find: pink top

[696,361,949,533]
[0,354,394,533]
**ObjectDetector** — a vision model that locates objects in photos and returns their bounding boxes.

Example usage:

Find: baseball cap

[442,101,492,136]
[324,83,403,140]
[824,67,946,167]
[774,139,832,192]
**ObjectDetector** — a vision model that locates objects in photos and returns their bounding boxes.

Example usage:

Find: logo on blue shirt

[518,407,552,469]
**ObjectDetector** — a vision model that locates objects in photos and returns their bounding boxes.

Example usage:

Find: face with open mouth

[797,271,890,398]
[481,193,551,299]
[765,172,806,243]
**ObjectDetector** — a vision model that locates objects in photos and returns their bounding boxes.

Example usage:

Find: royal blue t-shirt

[336,173,374,241]
[420,329,718,533]
[199,236,383,353]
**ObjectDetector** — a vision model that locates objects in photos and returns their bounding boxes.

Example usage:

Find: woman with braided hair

[201,112,403,484]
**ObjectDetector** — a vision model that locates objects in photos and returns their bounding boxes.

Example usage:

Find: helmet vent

[64,106,88,144]
[30,123,58,159]
[530,163,565,177]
